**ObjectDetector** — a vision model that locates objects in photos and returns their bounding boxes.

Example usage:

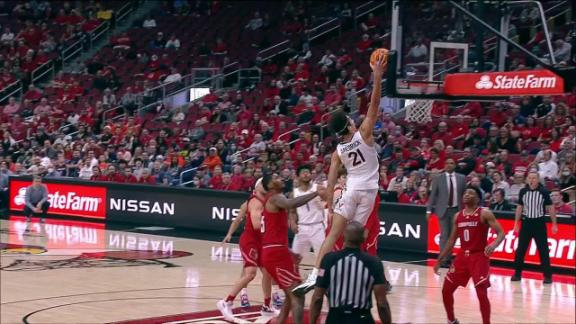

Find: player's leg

[263,247,303,323]
[471,254,491,324]
[512,220,534,280]
[442,256,468,323]
[260,268,280,316]
[217,265,257,321]
[291,229,311,263]
[532,218,552,282]
[310,224,325,256]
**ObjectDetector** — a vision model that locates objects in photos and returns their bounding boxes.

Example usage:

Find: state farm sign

[428,217,575,269]
[445,70,565,96]
[9,179,107,219]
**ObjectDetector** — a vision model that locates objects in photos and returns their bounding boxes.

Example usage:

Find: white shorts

[334,188,378,225]
[292,222,325,255]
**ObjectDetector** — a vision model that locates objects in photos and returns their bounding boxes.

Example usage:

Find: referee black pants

[513,217,552,278]
[326,309,374,324]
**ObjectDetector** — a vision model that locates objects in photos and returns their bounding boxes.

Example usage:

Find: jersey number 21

[348,149,366,166]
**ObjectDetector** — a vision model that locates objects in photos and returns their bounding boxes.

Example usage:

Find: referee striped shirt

[316,247,385,310]
[518,185,552,219]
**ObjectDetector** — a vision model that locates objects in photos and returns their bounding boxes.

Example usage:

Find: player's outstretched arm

[359,54,386,146]
[434,216,458,274]
[223,202,247,243]
[271,192,319,210]
[482,209,505,256]
[326,152,342,212]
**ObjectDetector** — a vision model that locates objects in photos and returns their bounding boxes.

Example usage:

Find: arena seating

[0,1,573,213]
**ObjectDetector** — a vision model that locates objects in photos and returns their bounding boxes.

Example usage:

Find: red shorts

[330,195,380,256]
[446,252,491,288]
[239,234,260,268]
[261,245,301,289]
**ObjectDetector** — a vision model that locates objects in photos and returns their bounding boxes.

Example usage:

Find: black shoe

[510,275,521,282]
[449,319,460,324]
[543,277,553,284]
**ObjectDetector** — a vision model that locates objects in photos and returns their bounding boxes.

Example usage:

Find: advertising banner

[106,186,248,232]
[377,204,428,253]
[9,179,107,219]
[444,70,565,96]
[427,216,576,269]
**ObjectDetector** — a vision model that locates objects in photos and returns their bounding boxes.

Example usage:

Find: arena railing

[31,60,55,85]
[0,80,23,105]
[257,40,291,62]
[89,21,111,50]
[354,1,387,29]
[306,18,342,43]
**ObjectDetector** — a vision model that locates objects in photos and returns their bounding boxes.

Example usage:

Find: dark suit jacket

[427,172,466,218]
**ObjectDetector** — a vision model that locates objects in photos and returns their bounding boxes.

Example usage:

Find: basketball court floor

[1,216,574,324]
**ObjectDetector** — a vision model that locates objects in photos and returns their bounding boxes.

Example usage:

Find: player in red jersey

[434,187,505,324]
[260,173,325,324]
[218,179,276,321]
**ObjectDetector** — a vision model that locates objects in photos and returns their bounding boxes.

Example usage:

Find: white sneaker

[260,305,279,316]
[291,272,317,296]
[216,299,235,322]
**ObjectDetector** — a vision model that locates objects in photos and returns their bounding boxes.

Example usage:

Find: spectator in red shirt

[426,148,445,172]
[214,172,233,191]
[212,37,227,55]
[90,166,108,181]
[512,150,531,175]
[138,168,157,185]
[24,84,43,102]
[123,167,138,183]
[356,34,372,53]
[106,165,125,182]
[209,166,223,189]
[413,186,430,205]
[431,122,453,145]
[551,190,574,215]
[458,101,483,118]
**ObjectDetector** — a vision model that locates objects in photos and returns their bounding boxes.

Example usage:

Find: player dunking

[260,173,325,324]
[218,178,277,321]
[293,53,387,295]
[434,187,505,324]
[289,165,326,259]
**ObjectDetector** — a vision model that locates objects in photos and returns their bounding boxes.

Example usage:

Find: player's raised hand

[370,54,387,75]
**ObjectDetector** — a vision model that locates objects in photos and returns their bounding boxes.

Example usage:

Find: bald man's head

[344,221,367,248]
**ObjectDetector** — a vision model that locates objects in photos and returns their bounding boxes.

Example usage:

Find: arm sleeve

[316,253,333,289]
[370,256,385,285]
[40,186,49,203]
[25,187,35,209]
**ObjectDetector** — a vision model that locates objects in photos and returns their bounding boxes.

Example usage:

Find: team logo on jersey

[0,243,47,255]
[0,249,192,271]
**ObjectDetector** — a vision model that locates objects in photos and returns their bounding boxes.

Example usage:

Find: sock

[442,279,458,322]
[475,286,491,324]
[241,288,247,295]
[225,295,235,302]
[264,297,271,307]
[310,268,319,278]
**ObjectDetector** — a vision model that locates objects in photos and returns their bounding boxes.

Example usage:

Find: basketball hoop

[404,99,434,124]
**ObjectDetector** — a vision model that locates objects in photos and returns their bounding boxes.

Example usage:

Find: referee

[310,221,391,324]
[512,172,558,284]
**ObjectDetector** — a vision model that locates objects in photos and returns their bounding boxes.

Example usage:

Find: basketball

[370,48,389,65]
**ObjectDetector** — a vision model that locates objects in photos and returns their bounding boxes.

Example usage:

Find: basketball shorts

[445,251,491,288]
[332,195,380,256]
[261,245,301,289]
[334,188,379,225]
[292,222,325,255]
[239,234,260,268]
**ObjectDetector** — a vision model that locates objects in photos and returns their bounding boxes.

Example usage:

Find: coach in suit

[427,158,466,267]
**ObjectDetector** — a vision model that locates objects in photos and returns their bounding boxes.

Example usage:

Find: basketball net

[404,99,434,124]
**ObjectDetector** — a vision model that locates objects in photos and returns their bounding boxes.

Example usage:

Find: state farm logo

[14,187,102,212]
[475,74,557,90]
[475,75,493,89]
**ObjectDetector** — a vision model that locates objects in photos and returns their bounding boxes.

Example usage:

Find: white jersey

[294,183,325,224]
[336,131,379,190]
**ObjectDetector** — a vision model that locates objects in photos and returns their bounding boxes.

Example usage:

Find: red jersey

[241,195,264,244]
[456,207,489,253]
[261,194,289,247]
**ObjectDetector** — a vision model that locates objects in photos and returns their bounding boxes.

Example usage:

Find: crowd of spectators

[0,1,573,217]
[0,1,119,91]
